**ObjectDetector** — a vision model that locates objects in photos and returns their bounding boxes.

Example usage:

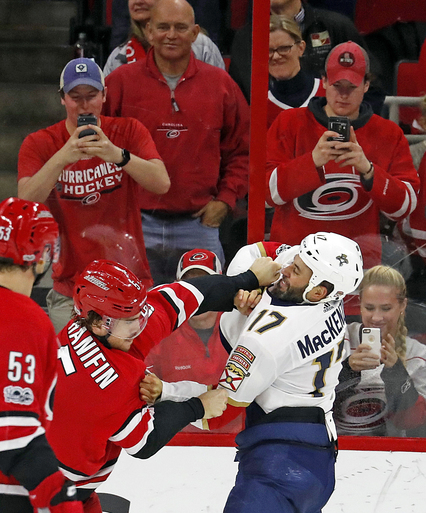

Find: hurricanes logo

[294,174,373,221]
[336,254,349,266]
[82,192,101,205]
[189,252,209,262]
[166,130,180,138]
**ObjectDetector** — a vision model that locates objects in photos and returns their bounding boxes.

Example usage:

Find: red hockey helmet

[74,259,148,320]
[0,197,59,267]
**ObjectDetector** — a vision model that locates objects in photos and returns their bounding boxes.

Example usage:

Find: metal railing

[384,95,426,143]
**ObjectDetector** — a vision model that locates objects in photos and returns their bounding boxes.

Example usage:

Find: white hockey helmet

[298,232,363,303]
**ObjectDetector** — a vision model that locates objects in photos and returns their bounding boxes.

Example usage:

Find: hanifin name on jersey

[65,323,119,389]
[297,302,345,359]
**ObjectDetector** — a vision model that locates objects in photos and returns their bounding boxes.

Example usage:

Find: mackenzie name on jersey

[297,302,345,359]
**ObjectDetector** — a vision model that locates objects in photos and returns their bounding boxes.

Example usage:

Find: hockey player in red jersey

[0,197,83,513]
[48,256,281,511]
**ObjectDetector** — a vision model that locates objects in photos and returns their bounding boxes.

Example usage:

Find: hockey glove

[29,470,83,512]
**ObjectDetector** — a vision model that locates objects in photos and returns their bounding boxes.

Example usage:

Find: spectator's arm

[18,128,88,203]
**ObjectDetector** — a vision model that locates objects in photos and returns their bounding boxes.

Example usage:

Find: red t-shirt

[18,116,162,296]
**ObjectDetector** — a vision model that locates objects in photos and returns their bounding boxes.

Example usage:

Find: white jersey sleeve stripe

[0,426,45,452]
[60,463,116,483]
[109,407,153,442]
[269,168,286,205]
[0,484,29,496]
[123,414,155,455]
[159,282,204,327]
[0,416,41,427]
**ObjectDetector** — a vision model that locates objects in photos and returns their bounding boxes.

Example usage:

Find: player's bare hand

[76,125,123,164]
[199,388,228,419]
[234,289,262,315]
[140,372,163,404]
[193,199,230,228]
[249,257,281,287]
[348,343,380,371]
[381,333,398,368]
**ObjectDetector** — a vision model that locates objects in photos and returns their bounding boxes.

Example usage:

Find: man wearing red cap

[145,248,245,434]
[266,41,419,300]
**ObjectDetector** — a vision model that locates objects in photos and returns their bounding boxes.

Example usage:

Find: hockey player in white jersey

[206,232,364,513]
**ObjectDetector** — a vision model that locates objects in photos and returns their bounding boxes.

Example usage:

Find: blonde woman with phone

[334,265,426,437]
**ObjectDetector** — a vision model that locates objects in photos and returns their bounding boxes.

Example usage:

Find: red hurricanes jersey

[48,280,209,491]
[266,107,419,269]
[0,287,58,494]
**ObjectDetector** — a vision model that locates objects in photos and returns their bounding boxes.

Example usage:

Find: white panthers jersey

[219,290,346,416]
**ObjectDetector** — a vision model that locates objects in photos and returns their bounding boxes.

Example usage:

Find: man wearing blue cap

[17,58,170,333]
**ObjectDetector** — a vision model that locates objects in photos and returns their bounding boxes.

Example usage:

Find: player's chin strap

[97,334,113,349]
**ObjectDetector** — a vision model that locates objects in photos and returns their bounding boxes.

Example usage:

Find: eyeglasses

[269,42,300,59]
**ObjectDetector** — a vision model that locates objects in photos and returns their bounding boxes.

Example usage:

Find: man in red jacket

[104,0,250,284]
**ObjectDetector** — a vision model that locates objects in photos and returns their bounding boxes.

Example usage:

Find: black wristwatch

[115,148,131,167]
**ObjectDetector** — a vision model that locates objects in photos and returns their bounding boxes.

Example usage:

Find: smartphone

[361,327,381,357]
[77,114,97,138]
[327,116,350,142]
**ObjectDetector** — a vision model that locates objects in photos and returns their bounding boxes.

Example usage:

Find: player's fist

[199,388,228,419]
[140,372,163,404]
[249,257,281,286]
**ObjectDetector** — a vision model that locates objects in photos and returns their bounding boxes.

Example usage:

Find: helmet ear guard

[0,197,59,267]
[299,232,364,304]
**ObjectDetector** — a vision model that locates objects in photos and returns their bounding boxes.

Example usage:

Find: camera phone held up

[77,115,97,138]
[327,116,350,142]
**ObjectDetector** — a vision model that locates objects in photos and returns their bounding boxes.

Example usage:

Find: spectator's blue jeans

[141,213,225,286]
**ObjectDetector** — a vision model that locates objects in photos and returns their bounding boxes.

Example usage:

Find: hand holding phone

[77,115,97,138]
[361,327,381,357]
[327,116,350,142]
